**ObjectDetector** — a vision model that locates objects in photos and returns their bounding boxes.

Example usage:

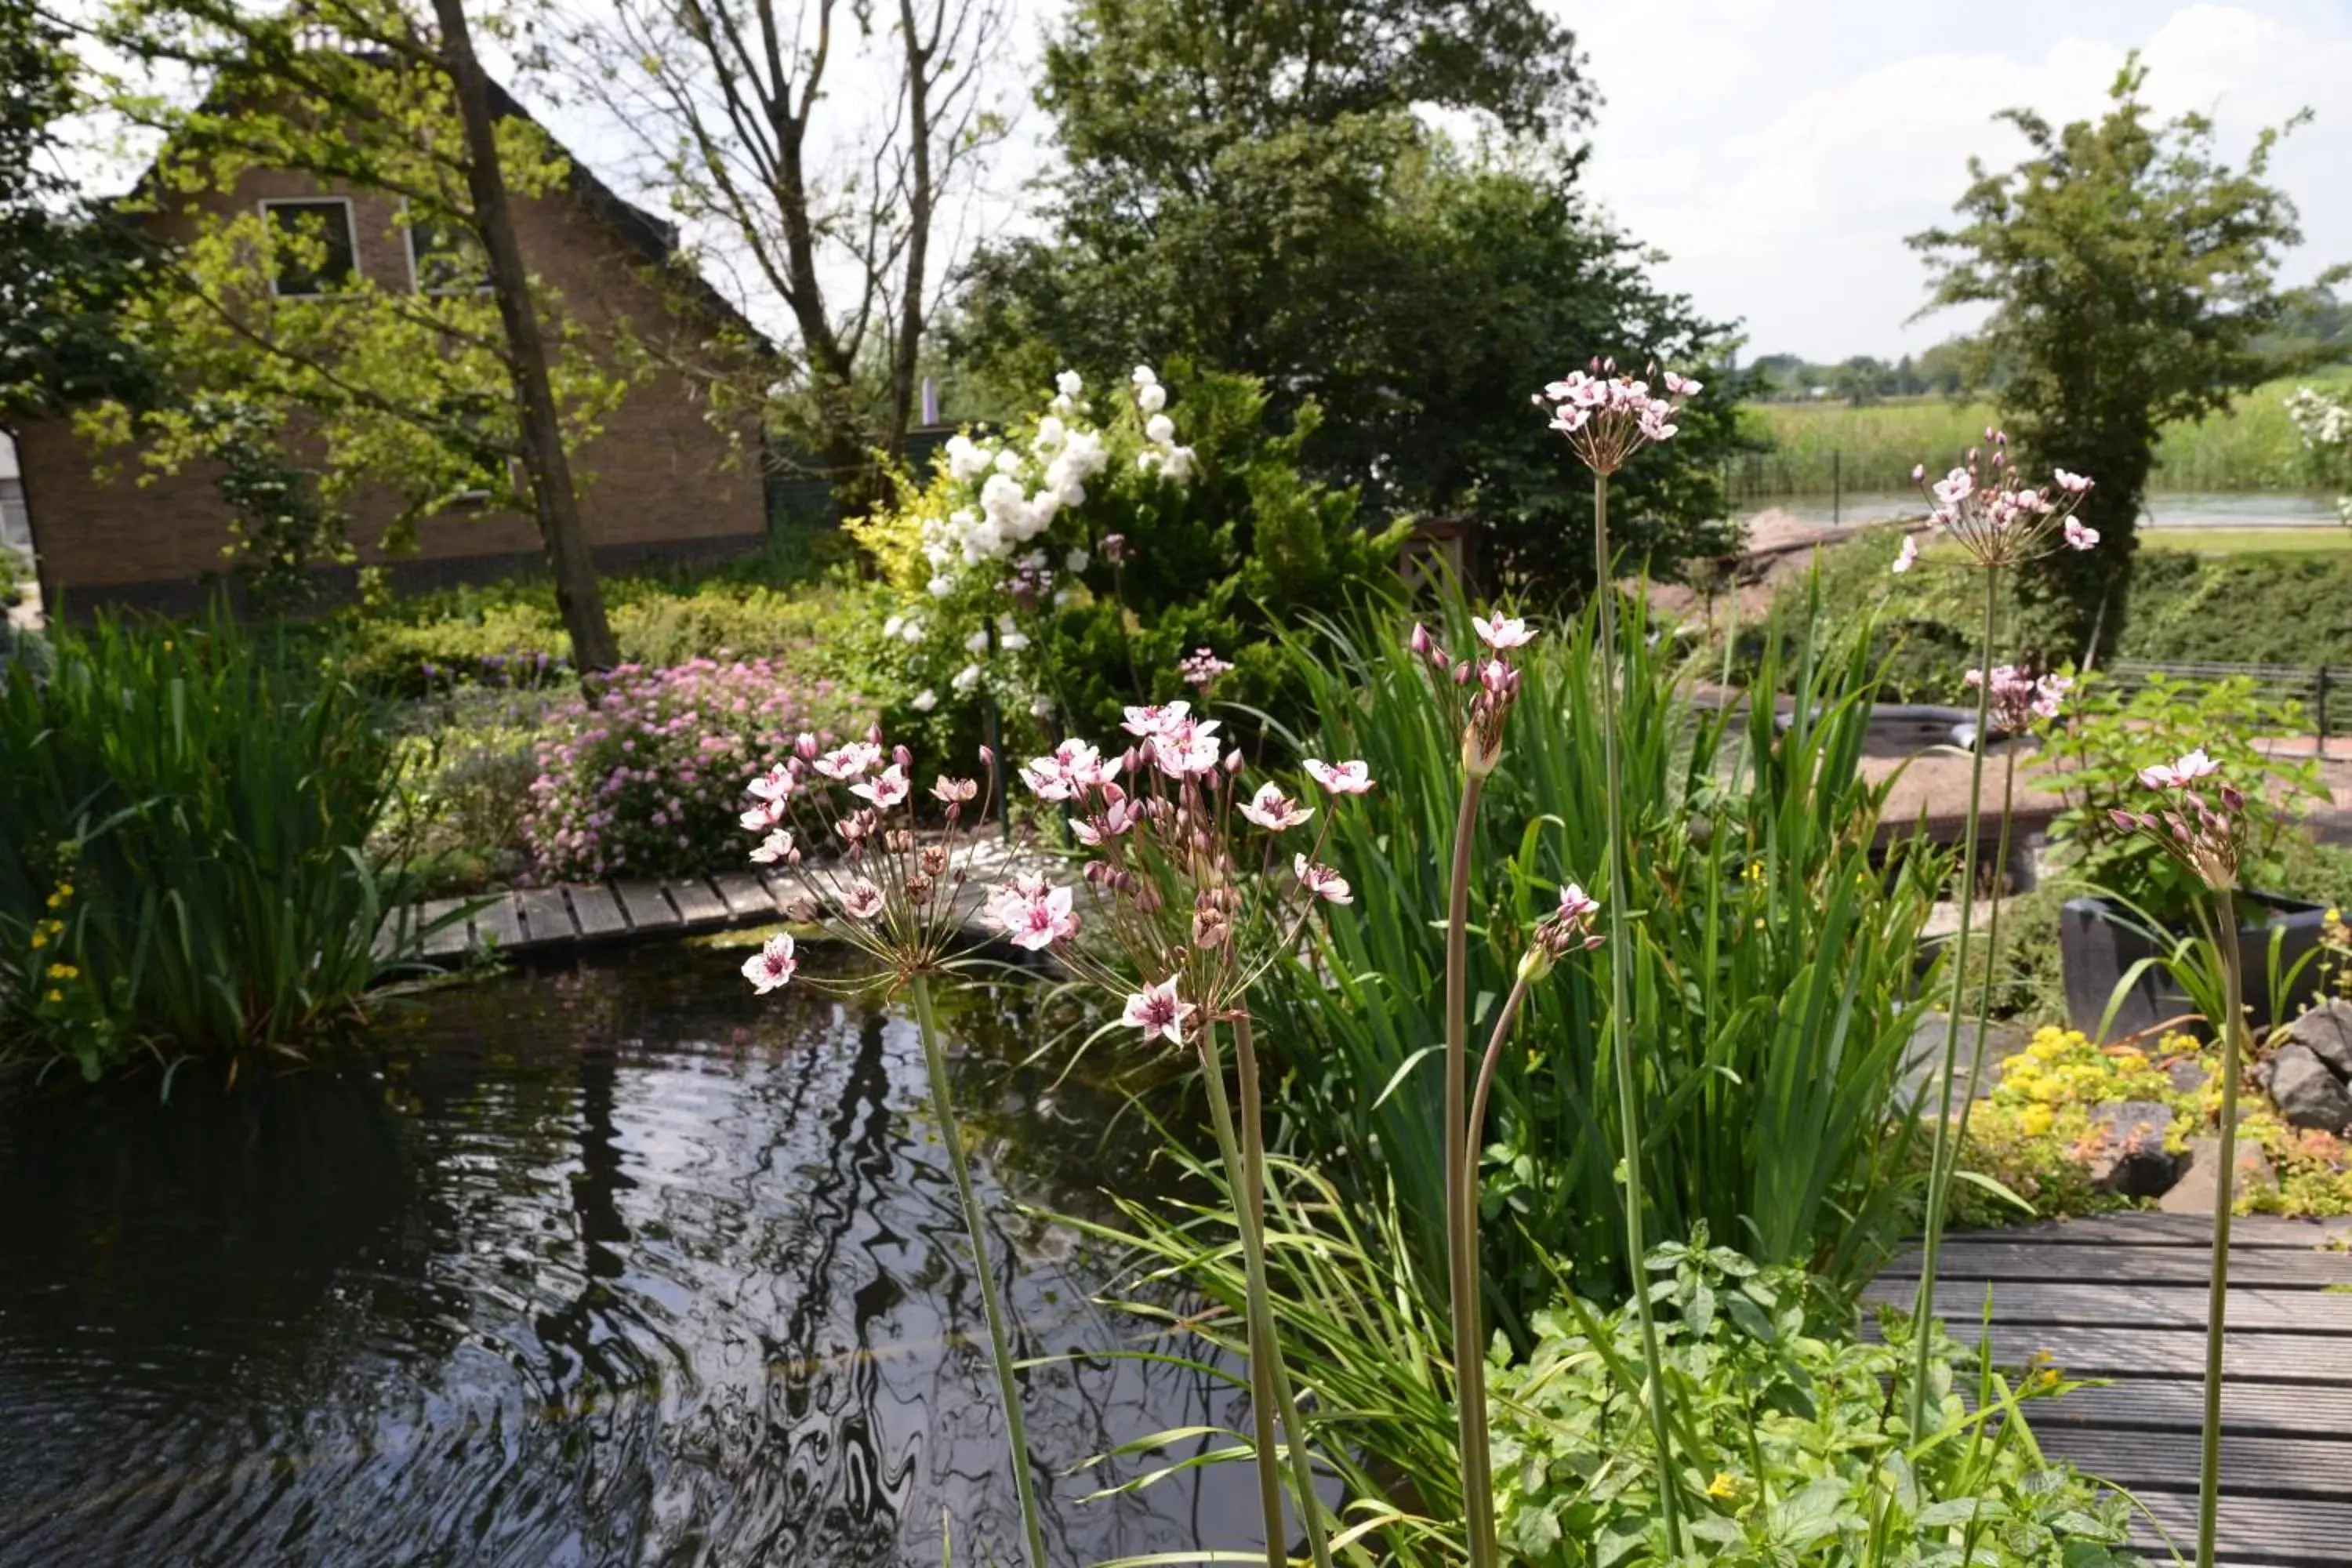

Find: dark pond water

[0,945,1258,1566]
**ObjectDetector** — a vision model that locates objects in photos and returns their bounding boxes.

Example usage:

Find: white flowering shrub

[846,364,1403,755]
[2285,384,2352,525]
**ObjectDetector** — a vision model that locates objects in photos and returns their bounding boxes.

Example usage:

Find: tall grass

[1250,595,1947,1333]
[0,611,418,1080]
[1735,368,2352,499]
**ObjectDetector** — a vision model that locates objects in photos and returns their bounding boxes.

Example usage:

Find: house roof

[125,50,771,354]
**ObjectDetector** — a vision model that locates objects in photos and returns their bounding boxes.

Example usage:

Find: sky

[1568,0,2352,361]
[49,0,2352,373]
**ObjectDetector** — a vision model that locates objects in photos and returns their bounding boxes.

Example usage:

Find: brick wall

[18,161,765,608]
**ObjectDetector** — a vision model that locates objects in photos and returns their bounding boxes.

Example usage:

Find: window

[405,213,489,295]
[260,198,359,297]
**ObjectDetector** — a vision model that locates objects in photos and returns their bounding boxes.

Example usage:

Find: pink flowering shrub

[523,658,865,882]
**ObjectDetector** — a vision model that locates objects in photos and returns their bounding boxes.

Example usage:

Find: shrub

[521,658,866,882]
[0,612,408,1079]
[1490,1243,2143,1567]
[376,683,562,896]
[844,363,1403,756]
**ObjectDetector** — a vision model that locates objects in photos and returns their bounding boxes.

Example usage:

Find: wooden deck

[1868,1213,2352,1566]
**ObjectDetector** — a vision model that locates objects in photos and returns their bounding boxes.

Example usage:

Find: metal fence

[2106,658,2350,744]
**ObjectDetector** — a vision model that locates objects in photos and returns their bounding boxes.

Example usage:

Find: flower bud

[795,732,819,760]
[894,744,914,770]
[1515,946,1558,985]
[2220,782,2245,813]
[866,721,884,746]
[1225,748,1245,775]
[978,744,996,770]
[1453,660,1472,685]
[1410,622,1432,656]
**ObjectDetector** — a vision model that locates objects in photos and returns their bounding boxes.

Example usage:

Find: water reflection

[0,945,1254,1566]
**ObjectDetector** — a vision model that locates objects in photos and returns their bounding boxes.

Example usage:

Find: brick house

[9,79,769,615]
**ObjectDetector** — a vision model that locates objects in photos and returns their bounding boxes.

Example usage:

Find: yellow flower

[43,989,62,1004]
[1707,1472,1738,1499]
[30,931,47,950]
[2020,1105,2056,1138]
[48,964,78,981]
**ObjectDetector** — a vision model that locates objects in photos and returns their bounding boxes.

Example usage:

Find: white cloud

[1570,1,2352,361]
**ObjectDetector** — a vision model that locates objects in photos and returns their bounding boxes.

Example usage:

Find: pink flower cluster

[1963,664,2071,733]
[2111,749,2248,891]
[1408,613,1541,776]
[522,658,862,883]
[1896,432,2098,572]
[1005,695,1374,1047]
[1538,360,1701,476]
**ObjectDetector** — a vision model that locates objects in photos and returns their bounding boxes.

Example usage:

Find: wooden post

[2318,663,2332,750]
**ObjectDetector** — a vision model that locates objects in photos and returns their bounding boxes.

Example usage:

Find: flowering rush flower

[734,724,1015,986]
[2110,749,2249,891]
[1017,658,1377,1055]
[1519,883,1606,982]
[1178,647,1236,689]
[1896,433,2097,572]
[1537,358,1699,475]
[1963,665,2071,733]
[1406,612,1540,779]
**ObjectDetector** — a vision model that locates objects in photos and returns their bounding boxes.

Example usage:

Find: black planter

[2059,893,2332,1042]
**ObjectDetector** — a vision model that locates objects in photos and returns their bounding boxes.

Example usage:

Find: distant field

[1736,367,2352,497]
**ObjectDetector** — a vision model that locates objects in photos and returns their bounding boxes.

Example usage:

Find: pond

[0,944,1257,1566]
[1751,489,2343,529]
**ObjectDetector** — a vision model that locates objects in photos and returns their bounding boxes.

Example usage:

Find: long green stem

[1235,1013,1335,1568]
[1443,771,1497,1568]
[909,975,1047,1568]
[1592,474,1682,1552]
[1199,1017,1298,1567]
[2200,889,2246,1568]
[1955,746,2021,1147]
[1907,564,2001,1440]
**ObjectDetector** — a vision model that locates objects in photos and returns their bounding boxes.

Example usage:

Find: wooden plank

[568,883,630,940]
[710,870,779,920]
[514,887,575,947]
[758,870,811,916]
[1941,1214,2352,1250]
[612,879,681,931]
[418,897,474,960]
[2131,1490,2352,1567]
[1864,1322,2352,1384]
[471,891,524,949]
[1885,1242,2352,1288]
[666,877,730,926]
[2034,1426,2352,1499]
[1863,1278,2352,1335]
[2031,1378,2352,1439]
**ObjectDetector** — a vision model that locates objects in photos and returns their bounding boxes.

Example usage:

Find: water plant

[731,733,1049,1568]
[2107,751,2260,1568]
[0,610,412,1079]
[1887,436,2097,1445]
[1005,707,1379,1567]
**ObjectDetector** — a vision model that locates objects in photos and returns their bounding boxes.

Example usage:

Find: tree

[0,0,161,422]
[555,0,1011,514]
[950,0,1740,602]
[1912,58,2343,661]
[89,0,632,661]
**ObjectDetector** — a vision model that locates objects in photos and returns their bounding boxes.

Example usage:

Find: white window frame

[401,207,492,297]
[259,196,361,299]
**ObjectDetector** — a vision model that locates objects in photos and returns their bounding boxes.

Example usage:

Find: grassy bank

[1736,366,2352,496]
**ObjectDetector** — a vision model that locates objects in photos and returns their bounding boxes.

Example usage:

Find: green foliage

[1912,56,2346,659]
[187,394,354,611]
[1254,598,1947,1330]
[2042,669,2325,923]
[956,0,1740,601]
[1490,1243,2144,1567]
[84,0,647,562]
[0,611,415,1080]
[0,0,162,419]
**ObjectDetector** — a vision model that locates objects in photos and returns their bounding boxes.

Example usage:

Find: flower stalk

[1442,770,1497,1568]
[1591,471,1683,1555]
[2200,887,2246,1568]
[912,973,1050,1568]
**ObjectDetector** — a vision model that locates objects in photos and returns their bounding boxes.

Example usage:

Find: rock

[2165,1057,2211,1096]
[2266,1043,2352,1134]
[2280,999,2352,1082]
[1897,1014,2025,1110]
[2082,1101,2186,1198]
[2158,1137,2278,1216]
